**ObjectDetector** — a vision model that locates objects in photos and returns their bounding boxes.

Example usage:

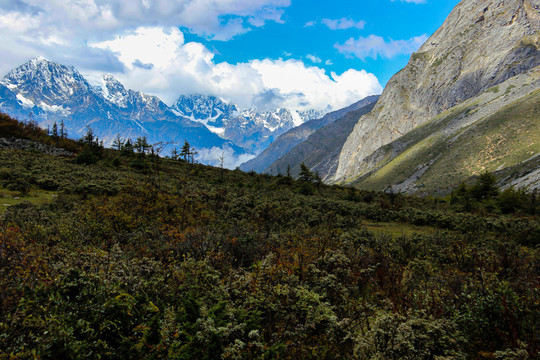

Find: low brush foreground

[0,113,539,359]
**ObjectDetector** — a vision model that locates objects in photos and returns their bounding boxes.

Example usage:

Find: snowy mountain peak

[89,74,130,108]
[172,94,238,122]
[2,57,91,105]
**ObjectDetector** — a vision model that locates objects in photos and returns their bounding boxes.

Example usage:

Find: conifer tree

[51,122,59,139]
[299,162,313,182]
[112,134,124,151]
[60,120,67,138]
[180,140,191,162]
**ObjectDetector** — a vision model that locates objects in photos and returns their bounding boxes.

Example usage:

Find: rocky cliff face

[335,0,540,183]
[350,68,540,194]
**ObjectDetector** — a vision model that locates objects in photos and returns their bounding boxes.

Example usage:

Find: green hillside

[352,80,540,194]
[0,115,539,359]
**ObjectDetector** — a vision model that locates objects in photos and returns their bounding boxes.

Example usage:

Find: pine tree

[112,134,124,151]
[171,147,180,160]
[180,140,191,162]
[123,139,134,154]
[51,122,59,139]
[60,120,67,139]
[471,171,499,201]
[299,162,313,182]
[135,136,150,155]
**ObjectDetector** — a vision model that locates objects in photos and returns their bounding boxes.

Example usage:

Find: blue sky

[0,0,460,111]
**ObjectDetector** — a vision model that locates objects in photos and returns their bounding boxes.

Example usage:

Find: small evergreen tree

[180,140,191,162]
[135,136,150,155]
[60,120,67,139]
[51,122,59,139]
[471,171,499,201]
[170,147,180,160]
[299,162,313,182]
[112,134,124,151]
[122,139,134,155]
[180,140,198,164]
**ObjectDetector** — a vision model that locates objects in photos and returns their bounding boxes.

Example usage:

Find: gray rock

[0,137,74,156]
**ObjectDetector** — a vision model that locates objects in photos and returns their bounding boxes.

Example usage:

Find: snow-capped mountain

[0,58,327,166]
[0,58,243,165]
[172,95,325,154]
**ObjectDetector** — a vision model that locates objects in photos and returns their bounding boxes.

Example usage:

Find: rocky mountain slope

[261,101,377,180]
[172,95,324,155]
[335,0,540,185]
[352,67,540,194]
[240,96,378,173]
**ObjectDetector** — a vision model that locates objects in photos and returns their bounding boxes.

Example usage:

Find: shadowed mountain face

[262,101,377,180]
[335,0,540,184]
[240,95,379,173]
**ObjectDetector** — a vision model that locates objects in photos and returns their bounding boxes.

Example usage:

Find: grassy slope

[353,88,540,194]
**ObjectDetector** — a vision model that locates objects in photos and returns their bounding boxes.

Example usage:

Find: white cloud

[196,145,255,169]
[322,17,366,30]
[0,1,382,114]
[89,27,382,112]
[306,54,322,63]
[0,0,291,44]
[304,20,317,27]
[335,34,428,60]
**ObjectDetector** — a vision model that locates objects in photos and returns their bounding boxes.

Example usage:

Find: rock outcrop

[335,0,540,183]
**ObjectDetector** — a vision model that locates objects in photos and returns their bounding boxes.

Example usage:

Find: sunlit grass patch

[0,188,57,214]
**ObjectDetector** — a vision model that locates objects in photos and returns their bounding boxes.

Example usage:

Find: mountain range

[0,58,325,167]
[171,94,324,155]
[240,95,379,174]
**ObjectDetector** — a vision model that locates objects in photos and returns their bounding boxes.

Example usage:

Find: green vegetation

[410,51,429,62]
[0,188,56,214]
[432,52,449,67]
[0,114,539,359]
[485,85,500,94]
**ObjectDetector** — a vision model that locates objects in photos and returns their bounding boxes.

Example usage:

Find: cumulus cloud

[321,18,366,30]
[89,27,382,111]
[0,1,382,113]
[335,34,428,60]
[0,0,291,41]
[0,0,293,77]
[196,145,256,169]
